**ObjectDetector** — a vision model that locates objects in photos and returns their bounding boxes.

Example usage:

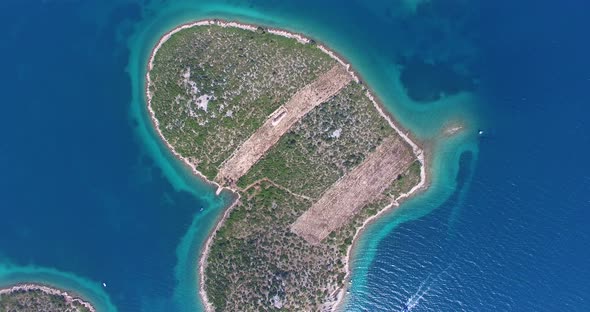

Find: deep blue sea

[0,1,588,311]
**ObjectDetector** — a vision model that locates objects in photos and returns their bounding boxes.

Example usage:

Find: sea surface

[0,0,588,311]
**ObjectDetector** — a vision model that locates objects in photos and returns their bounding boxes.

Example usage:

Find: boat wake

[401,264,454,312]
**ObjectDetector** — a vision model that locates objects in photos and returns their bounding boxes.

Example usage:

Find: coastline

[145,19,428,311]
[330,143,432,311]
[197,197,240,312]
[0,283,96,312]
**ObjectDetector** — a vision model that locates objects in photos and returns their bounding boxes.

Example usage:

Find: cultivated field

[238,82,397,199]
[291,135,415,244]
[215,64,352,186]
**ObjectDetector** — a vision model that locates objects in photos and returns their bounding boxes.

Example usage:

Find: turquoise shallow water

[2,0,588,311]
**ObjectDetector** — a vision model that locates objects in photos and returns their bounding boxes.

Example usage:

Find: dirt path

[241,177,314,202]
[290,135,416,245]
[215,64,353,186]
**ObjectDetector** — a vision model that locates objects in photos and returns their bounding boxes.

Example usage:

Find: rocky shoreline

[0,283,96,312]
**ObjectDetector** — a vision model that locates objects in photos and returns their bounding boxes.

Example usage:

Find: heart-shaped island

[147,20,426,312]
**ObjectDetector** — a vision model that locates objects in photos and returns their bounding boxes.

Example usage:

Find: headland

[0,283,96,312]
[146,19,428,311]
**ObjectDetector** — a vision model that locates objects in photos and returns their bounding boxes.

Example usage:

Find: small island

[147,20,427,311]
[0,284,95,312]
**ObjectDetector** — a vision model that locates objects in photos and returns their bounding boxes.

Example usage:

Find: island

[0,284,95,312]
[147,20,427,311]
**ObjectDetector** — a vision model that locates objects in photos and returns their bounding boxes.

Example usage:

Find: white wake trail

[402,264,454,311]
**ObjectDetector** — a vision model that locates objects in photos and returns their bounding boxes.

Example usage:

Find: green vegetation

[384,160,422,199]
[149,25,336,179]
[150,23,422,311]
[237,83,395,199]
[206,182,343,311]
[0,288,91,312]
[206,157,421,311]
